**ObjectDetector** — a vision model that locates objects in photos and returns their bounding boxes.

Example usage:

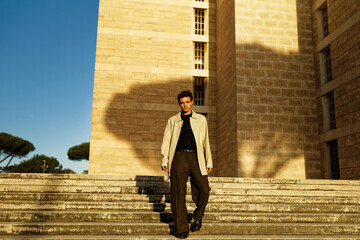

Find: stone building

[89,0,359,179]
[312,0,360,179]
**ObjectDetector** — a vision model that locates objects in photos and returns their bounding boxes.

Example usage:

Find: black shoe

[176,231,189,239]
[191,220,202,232]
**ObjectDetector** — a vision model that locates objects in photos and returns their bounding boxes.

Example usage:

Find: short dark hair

[177,90,193,104]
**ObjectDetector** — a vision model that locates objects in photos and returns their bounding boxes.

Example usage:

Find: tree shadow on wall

[102,79,192,174]
[101,40,319,179]
[223,42,318,178]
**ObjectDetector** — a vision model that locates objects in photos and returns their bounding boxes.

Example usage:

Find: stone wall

[226,0,321,178]
[89,0,217,175]
[312,0,360,179]
[90,0,360,179]
[215,0,238,176]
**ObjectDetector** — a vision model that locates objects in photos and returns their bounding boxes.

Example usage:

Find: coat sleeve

[161,118,172,167]
[203,117,213,168]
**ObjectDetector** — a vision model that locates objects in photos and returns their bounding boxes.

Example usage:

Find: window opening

[194,42,205,70]
[322,5,329,38]
[328,140,340,179]
[327,92,336,130]
[195,9,205,35]
[323,47,333,82]
[194,77,206,105]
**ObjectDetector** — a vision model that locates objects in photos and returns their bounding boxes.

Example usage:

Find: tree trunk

[0,154,12,164]
[4,155,15,169]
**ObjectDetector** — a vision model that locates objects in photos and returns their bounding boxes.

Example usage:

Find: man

[161,90,213,239]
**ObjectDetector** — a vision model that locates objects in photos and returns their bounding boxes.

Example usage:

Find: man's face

[179,96,193,115]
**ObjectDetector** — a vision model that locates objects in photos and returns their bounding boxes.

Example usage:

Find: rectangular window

[194,77,206,105]
[316,3,329,41]
[327,140,340,179]
[323,47,333,82]
[327,92,336,130]
[195,9,205,35]
[194,42,205,70]
[322,6,329,38]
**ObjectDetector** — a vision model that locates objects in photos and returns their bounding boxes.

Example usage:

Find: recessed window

[320,46,333,83]
[325,47,332,82]
[327,140,340,179]
[195,9,205,35]
[322,6,329,38]
[194,42,205,70]
[316,3,329,40]
[194,77,206,105]
[327,92,336,130]
[322,91,336,131]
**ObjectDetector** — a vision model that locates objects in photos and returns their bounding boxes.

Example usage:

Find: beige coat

[161,111,213,176]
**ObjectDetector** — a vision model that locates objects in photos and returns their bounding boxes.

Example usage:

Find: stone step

[1,201,360,213]
[0,174,169,182]
[1,211,359,224]
[1,235,360,240]
[2,193,360,205]
[3,185,360,198]
[1,173,360,187]
[0,222,359,235]
[0,179,360,191]
[1,178,360,192]
[1,173,360,238]
[211,188,360,197]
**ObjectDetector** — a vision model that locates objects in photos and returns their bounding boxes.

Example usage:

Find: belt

[177,149,196,153]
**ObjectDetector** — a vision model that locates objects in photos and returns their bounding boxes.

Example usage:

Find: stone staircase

[0,173,360,239]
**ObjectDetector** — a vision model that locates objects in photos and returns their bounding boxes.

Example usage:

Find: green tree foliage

[67,142,89,161]
[0,132,35,168]
[6,154,62,173]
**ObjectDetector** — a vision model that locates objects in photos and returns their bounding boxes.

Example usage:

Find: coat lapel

[173,112,182,144]
[190,111,199,141]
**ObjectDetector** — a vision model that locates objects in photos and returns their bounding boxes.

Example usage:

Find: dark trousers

[170,151,210,234]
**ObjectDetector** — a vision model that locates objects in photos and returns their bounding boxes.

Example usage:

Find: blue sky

[0,0,99,173]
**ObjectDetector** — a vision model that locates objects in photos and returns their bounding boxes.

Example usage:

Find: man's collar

[175,111,198,122]
[181,111,192,118]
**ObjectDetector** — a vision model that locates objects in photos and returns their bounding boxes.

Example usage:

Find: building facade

[89,0,359,179]
[312,0,360,179]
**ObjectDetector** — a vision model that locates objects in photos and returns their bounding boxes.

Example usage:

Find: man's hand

[207,168,212,173]
[161,166,168,172]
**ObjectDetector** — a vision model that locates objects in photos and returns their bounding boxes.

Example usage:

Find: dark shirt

[176,112,197,151]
